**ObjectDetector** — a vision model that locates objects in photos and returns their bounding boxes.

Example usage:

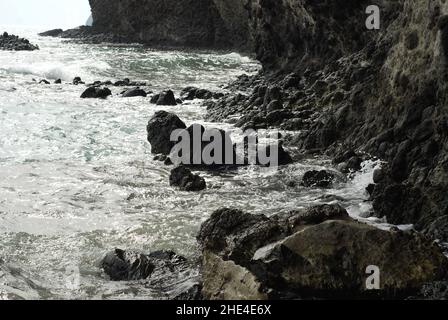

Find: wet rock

[80,86,112,99]
[38,29,63,37]
[39,79,50,85]
[101,249,154,281]
[287,204,349,227]
[114,78,130,86]
[101,249,189,282]
[122,87,147,98]
[199,206,448,299]
[54,79,62,84]
[181,87,224,100]
[169,166,206,192]
[301,170,336,188]
[147,111,186,155]
[0,32,39,51]
[73,77,84,85]
[152,90,177,106]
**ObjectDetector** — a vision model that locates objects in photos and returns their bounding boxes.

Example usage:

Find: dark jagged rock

[152,90,177,106]
[122,87,147,98]
[73,77,84,85]
[101,249,189,281]
[181,87,224,100]
[54,79,62,84]
[0,32,39,51]
[80,86,112,99]
[38,29,63,37]
[169,166,206,192]
[39,79,50,85]
[147,111,187,155]
[101,249,154,281]
[198,206,448,300]
[301,170,336,188]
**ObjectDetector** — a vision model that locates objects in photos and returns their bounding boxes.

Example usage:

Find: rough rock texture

[301,170,336,188]
[88,0,252,50]
[101,249,201,299]
[198,206,448,299]
[202,0,448,241]
[0,32,39,51]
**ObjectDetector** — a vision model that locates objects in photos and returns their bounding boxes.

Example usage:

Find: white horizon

[0,0,91,29]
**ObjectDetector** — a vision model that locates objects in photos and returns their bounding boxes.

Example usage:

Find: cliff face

[88,0,251,50]
[204,0,448,236]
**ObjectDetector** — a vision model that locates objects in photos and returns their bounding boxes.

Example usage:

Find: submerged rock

[147,111,187,155]
[73,77,84,85]
[101,249,154,281]
[198,205,448,299]
[169,166,206,192]
[301,170,336,188]
[80,86,112,99]
[101,249,189,282]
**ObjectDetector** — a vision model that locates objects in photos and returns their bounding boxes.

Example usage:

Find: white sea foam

[2,60,111,81]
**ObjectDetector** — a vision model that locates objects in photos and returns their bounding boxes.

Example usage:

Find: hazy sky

[0,0,91,28]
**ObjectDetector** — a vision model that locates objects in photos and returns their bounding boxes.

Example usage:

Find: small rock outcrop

[122,87,147,98]
[151,90,177,106]
[0,32,39,51]
[80,87,112,99]
[147,111,187,155]
[169,166,206,192]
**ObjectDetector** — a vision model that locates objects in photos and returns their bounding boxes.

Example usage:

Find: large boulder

[198,205,448,299]
[147,111,187,155]
[80,86,112,99]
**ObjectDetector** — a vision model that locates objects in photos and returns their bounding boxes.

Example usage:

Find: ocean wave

[1,60,111,81]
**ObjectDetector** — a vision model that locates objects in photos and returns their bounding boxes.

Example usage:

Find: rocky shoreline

[34,0,448,300]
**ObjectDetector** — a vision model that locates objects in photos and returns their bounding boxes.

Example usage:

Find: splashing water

[0,26,386,300]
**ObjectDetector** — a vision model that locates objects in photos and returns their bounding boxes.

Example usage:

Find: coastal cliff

[88,0,252,50]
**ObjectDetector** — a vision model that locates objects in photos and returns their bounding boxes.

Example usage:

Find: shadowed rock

[80,86,112,99]
[147,111,187,155]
